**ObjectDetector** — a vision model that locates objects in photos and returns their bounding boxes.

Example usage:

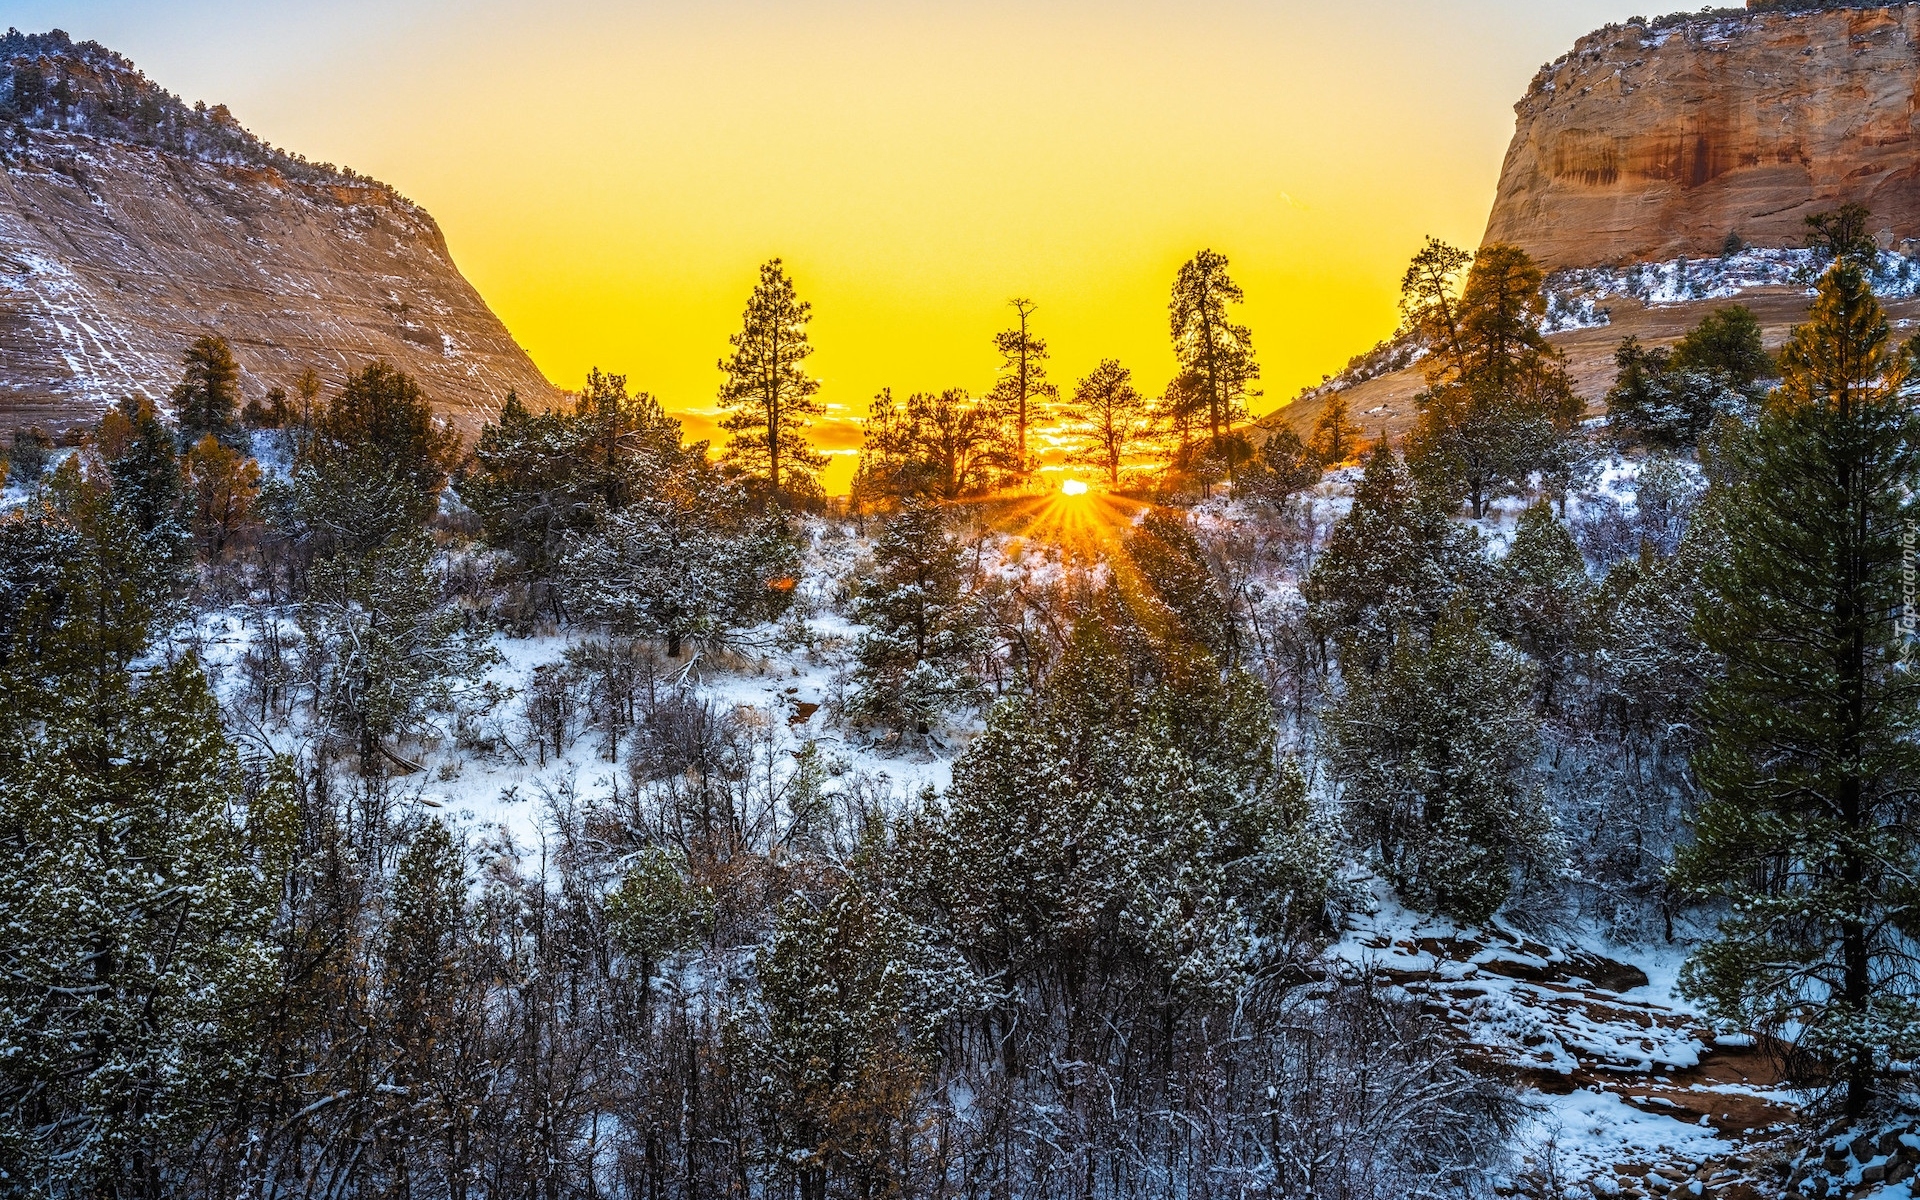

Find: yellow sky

[26,0,1628,490]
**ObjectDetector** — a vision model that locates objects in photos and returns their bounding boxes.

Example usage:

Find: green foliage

[747,872,976,1200]
[169,334,241,441]
[562,471,799,658]
[0,450,179,689]
[1671,260,1920,1114]
[1326,606,1554,924]
[465,371,700,581]
[0,653,294,1194]
[1246,425,1320,506]
[1126,508,1235,661]
[1492,502,1593,710]
[1671,304,1771,387]
[930,617,1336,998]
[1403,242,1580,517]
[282,360,462,557]
[848,500,982,733]
[607,846,712,975]
[303,531,497,766]
[717,258,827,502]
[1805,201,1878,269]
[1303,444,1485,670]
[1607,307,1769,448]
[1398,235,1474,361]
[5,425,50,486]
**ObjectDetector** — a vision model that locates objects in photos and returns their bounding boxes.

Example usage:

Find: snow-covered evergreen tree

[1672,259,1920,1115]
[0,652,293,1196]
[1303,444,1485,671]
[1493,501,1593,711]
[847,500,982,735]
[1326,605,1555,923]
[563,471,797,658]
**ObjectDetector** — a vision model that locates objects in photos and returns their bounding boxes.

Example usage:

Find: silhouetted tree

[717,258,827,503]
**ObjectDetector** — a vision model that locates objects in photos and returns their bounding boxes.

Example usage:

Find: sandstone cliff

[1483,4,1920,271]
[0,30,558,436]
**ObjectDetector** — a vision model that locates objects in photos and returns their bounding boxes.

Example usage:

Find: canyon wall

[0,32,559,436]
[1483,5,1920,270]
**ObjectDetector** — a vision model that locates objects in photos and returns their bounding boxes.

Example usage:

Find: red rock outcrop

[0,33,559,436]
[1483,5,1920,270]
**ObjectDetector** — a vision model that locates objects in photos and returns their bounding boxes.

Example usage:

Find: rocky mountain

[1271,2,1920,440]
[0,29,558,437]
[1484,3,1920,272]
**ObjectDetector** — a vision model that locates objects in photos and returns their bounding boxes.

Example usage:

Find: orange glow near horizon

[37,0,1631,491]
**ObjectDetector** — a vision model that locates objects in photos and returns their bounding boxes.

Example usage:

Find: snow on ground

[1325,875,1805,1191]
[187,517,980,857]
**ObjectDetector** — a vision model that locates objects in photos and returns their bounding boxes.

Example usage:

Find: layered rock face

[1483,5,1920,270]
[0,32,557,435]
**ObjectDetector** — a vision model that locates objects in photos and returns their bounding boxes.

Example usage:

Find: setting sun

[1060,479,1089,496]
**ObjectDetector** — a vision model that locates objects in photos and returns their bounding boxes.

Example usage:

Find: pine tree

[848,500,982,734]
[749,874,974,1200]
[1492,502,1593,711]
[1670,259,1920,1116]
[986,298,1057,480]
[285,360,461,557]
[1325,605,1554,923]
[716,258,827,503]
[1806,201,1877,269]
[1404,243,1581,517]
[1169,250,1260,468]
[1302,444,1485,670]
[1670,303,1771,388]
[1066,358,1151,486]
[97,396,186,546]
[853,387,1008,505]
[1307,393,1364,466]
[1398,236,1473,364]
[1245,426,1321,507]
[184,433,260,563]
[0,648,293,1197]
[1607,309,1767,448]
[1125,508,1235,661]
[5,426,51,486]
[170,334,241,440]
[303,531,498,768]
[466,372,700,597]
[562,472,798,658]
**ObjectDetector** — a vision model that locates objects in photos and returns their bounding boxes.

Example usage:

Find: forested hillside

[5,222,1920,1200]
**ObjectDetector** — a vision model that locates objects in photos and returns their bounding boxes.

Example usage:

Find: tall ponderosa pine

[717,258,827,502]
[1169,250,1260,465]
[1404,242,1580,517]
[1067,358,1151,486]
[170,334,241,440]
[987,298,1057,480]
[1671,259,1920,1116]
